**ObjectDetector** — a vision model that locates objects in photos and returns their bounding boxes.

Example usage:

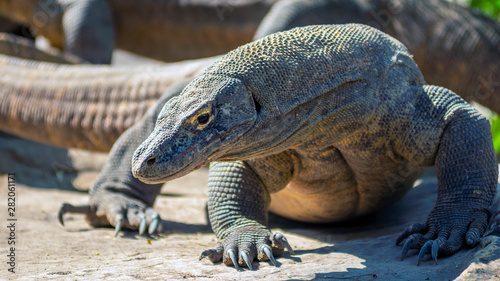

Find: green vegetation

[491,115,500,154]
[469,0,500,19]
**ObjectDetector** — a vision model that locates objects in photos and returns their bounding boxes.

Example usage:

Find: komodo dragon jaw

[132,76,258,184]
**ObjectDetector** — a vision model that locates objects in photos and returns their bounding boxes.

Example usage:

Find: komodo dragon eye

[191,108,213,130]
[197,113,210,125]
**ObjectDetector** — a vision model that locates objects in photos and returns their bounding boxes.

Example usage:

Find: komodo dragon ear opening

[249,88,262,114]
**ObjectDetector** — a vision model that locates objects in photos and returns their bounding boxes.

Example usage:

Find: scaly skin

[0,0,276,63]
[255,0,500,114]
[0,54,216,151]
[132,25,497,268]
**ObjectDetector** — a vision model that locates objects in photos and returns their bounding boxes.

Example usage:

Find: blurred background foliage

[469,0,500,18]
[454,0,500,153]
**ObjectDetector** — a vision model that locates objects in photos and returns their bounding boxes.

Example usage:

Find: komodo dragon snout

[132,76,257,184]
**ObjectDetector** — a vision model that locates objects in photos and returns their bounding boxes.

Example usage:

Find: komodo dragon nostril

[146,156,156,166]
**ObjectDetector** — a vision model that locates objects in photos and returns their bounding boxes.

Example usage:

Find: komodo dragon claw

[261,245,278,266]
[137,213,159,236]
[240,251,254,270]
[227,249,241,270]
[114,215,124,237]
[114,211,160,237]
[138,214,147,235]
[273,232,295,255]
[58,203,92,226]
[148,213,160,235]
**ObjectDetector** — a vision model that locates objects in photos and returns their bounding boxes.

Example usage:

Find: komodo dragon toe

[199,228,294,270]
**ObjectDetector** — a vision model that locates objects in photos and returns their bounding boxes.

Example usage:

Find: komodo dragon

[255,0,500,115]
[0,0,276,63]
[56,24,498,268]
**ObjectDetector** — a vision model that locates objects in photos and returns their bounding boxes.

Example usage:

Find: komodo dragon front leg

[199,157,295,269]
[395,86,498,264]
[59,79,192,235]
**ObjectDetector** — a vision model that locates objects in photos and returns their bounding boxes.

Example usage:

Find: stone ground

[0,51,499,280]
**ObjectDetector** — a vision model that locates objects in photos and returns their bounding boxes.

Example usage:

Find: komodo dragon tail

[0,55,215,151]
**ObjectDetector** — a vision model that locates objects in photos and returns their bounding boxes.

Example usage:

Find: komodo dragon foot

[58,188,161,236]
[57,80,192,236]
[396,205,490,265]
[199,227,294,270]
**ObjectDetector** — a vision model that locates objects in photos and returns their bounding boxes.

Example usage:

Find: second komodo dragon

[125,24,499,268]
[0,0,276,63]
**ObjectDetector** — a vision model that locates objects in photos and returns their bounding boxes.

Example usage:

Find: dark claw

[466,231,481,247]
[199,245,224,263]
[58,203,91,226]
[431,241,439,264]
[401,238,413,261]
[466,235,476,247]
[227,249,241,270]
[115,215,123,237]
[262,245,277,266]
[417,240,433,266]
[240,251,254,270]
[148,213,159,234]
[139,214,147,235]
[199,250,210,261]
[396,223,427,245]
[274,232,295,255]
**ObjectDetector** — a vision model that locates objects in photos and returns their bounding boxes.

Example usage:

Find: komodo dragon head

[132,75,259,184]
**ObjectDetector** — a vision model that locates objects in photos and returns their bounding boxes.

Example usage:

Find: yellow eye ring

[191,108,213,129]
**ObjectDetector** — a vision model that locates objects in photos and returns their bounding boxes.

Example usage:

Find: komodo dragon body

[127,24,498,268]
[0,0,276,63]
